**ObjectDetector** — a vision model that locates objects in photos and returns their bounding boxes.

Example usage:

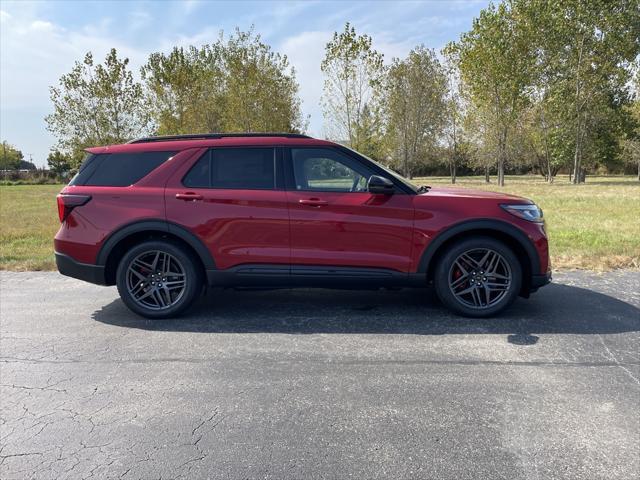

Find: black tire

[434,236,522,318]
[116,239,201,319]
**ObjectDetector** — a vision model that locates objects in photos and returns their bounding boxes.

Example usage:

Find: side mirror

[367,175,394,195]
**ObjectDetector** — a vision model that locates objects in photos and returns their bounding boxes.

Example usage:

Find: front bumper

[55,252,106,285]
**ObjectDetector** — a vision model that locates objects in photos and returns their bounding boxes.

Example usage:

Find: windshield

[341,146,420,193]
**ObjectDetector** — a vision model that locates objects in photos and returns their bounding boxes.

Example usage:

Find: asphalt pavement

[1,270,639,479]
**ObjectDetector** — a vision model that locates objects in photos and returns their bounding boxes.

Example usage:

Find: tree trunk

[497,145,505,187]
[484,166,490,183]
[450,159,456,184]
[497,159,505,187]
[403,150,409,180]
[572,136,581,185]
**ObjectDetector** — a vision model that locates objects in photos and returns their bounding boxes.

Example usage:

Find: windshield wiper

[417,185,431,193]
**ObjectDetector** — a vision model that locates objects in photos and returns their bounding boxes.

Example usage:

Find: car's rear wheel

[116,240,201,319]
[434,236,522,317]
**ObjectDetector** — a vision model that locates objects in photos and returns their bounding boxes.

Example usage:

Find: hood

[420,186,532,203]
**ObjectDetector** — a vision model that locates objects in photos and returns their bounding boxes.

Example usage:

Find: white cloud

[30,19,54,31]
[1,16,145,110]
[0,7,147,164]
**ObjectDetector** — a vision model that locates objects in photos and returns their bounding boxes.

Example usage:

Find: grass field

[0,176,638,271]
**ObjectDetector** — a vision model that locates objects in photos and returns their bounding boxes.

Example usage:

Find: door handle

[299,198,328,207]
[175,192,203,201]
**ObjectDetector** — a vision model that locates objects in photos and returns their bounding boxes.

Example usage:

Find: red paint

[54,136,550,281]
[287,191,415,272]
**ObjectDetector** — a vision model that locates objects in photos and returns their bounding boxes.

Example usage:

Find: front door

[165,147,290,270]
[285,147,415,273]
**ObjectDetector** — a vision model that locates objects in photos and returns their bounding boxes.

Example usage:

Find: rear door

[285,147,415,272]
[165,147,290,270]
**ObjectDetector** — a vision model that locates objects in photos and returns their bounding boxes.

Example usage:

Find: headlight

[500,203,543,223]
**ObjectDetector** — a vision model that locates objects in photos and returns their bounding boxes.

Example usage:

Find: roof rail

[128,133,312,144]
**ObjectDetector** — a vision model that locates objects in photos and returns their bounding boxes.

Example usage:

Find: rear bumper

[55,252,106,285]
[530,271,552,292]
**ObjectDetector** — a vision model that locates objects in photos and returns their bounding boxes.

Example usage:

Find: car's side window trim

[181,146,281,191]
[283,146,408,194]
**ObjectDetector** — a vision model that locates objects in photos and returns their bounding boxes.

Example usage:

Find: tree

[385,46,448,179]
[446,2,535,186]
[222,29,306,132]
[321,23,385,150]
[47,150,72,178]
[353,103,386,160]
[442,54,467,183]
[518,99,567,182]
[46,49,149,168]
[142,45,225,135]
[0,141,23,170]
[525,0,640,183]
[142,28,306,135]
[621,74,640,180]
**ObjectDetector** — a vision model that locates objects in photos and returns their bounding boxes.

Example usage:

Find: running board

[206,264,425,288]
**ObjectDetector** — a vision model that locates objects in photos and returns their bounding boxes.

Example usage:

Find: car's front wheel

[434,236,522,317]
[116,240,201,319]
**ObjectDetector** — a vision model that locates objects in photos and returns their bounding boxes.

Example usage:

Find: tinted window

[291,148,373,192]
[182,148,276,190]
[183,153,210,188]
[70,151,176,186]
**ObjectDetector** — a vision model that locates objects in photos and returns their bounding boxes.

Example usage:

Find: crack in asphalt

[596,334,640,385]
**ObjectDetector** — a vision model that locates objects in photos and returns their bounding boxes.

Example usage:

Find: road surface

[1,270,639,479]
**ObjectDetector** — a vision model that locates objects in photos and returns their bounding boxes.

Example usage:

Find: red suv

[55,133,550,318]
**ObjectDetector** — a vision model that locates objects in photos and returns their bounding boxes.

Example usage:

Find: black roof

[128,133,311,144]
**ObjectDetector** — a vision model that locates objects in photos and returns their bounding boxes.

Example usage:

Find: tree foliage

[446,2,536,186]
[47,150,72,178]
[142,28,306,135]
[46,49,149,167]
[0,141,24,170]
[525,0,640,183]
[43,13,639,182]
[321,23,385,152]
[621,73,640,180]
[385,46,448,178]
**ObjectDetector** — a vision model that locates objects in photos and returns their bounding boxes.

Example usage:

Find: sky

[0,0,488,167]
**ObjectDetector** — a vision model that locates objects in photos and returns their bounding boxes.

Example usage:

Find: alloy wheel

[126,250,187,310]
[448,248,512,309]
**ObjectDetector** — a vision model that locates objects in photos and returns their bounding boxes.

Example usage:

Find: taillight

[57,194,91,222]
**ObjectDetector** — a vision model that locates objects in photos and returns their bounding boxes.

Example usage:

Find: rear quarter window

[70,151,176,186]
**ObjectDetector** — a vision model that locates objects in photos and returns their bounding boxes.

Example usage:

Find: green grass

[0,176,638,271]
[0,184,63,271]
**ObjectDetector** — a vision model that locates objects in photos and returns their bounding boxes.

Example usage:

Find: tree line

[34,1,640,184]
[0,141,36,171]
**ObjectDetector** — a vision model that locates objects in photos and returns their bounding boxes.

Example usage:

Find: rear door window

[182,148,276,190]
[70,151,176,186]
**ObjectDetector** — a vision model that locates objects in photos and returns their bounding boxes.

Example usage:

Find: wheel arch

[97,220,215,285]
[418,219,540,296]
